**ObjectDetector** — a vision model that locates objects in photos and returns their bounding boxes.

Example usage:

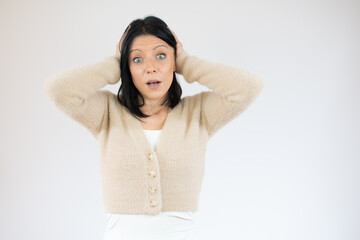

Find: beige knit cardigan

[43,50,263,215]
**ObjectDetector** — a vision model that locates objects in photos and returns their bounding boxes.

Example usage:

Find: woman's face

[128,34,175,105]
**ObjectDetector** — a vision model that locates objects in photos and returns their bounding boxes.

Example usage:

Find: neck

[138,93,171,115]
[140,99,169,116]
[144,104,164,115]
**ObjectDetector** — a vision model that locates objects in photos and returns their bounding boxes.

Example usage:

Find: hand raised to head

[168,27,184,56]
[115,25,131,60]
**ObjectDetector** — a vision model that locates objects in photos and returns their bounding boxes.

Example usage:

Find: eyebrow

[129,45,168,54]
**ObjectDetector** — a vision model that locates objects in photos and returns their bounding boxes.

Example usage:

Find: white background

[1,0,359,239]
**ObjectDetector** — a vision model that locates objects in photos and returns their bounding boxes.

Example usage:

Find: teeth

[148,82,159,85]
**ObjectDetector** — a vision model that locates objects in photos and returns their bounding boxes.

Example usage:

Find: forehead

[130,35,171,50]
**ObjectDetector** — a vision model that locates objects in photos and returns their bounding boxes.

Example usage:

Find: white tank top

[103,129,199,240]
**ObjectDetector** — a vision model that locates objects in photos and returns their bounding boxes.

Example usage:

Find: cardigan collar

[125,100,183,155]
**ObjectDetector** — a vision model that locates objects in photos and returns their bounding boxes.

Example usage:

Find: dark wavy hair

[117,16,182,122]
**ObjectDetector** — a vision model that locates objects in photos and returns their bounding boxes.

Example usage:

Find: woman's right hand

[115,41,121,61]
[115,25,131,61]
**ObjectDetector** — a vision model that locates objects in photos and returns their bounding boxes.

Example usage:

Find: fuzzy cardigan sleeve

[175,50,263,137]
[43,50,263,139]
[43,56,121,138]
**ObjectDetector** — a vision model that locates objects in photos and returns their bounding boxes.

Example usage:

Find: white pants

[103,211,199,240]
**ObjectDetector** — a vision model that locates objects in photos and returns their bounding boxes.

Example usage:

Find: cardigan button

[150,200,158,208]
[149,186,157,194]
[148,170,156,178]
[148,153,153,160]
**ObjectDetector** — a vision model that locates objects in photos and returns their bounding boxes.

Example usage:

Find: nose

[145,58,157,73]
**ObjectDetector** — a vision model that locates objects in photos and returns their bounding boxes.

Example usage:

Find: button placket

[146,151,160,209]
[148,170,157,178]
[150,200,158,208]
[149,186,157,194]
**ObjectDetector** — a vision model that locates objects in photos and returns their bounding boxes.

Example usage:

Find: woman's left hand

[168,27,184,56]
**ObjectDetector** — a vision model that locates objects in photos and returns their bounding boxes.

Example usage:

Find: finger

[119,24,131,52]
[168,27,179,42]
[121,24,131,40]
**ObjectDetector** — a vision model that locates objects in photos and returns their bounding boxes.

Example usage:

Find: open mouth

[147,81,161,86]
[146,80,161,89]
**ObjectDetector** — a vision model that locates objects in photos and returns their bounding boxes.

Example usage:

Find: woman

[44,16,263,240]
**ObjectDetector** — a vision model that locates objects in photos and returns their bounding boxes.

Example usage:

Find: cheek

[159,66,173,84]
[129,65,143,81]
[160,61,175,76]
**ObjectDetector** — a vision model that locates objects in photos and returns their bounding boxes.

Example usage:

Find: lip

[146,81,161,89]
[146,79,161,84]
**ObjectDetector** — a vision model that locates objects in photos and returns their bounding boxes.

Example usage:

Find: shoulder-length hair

[117,16,182,122]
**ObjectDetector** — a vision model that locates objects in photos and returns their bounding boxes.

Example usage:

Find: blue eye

[157,53,166,59]
[133,57,142,63]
